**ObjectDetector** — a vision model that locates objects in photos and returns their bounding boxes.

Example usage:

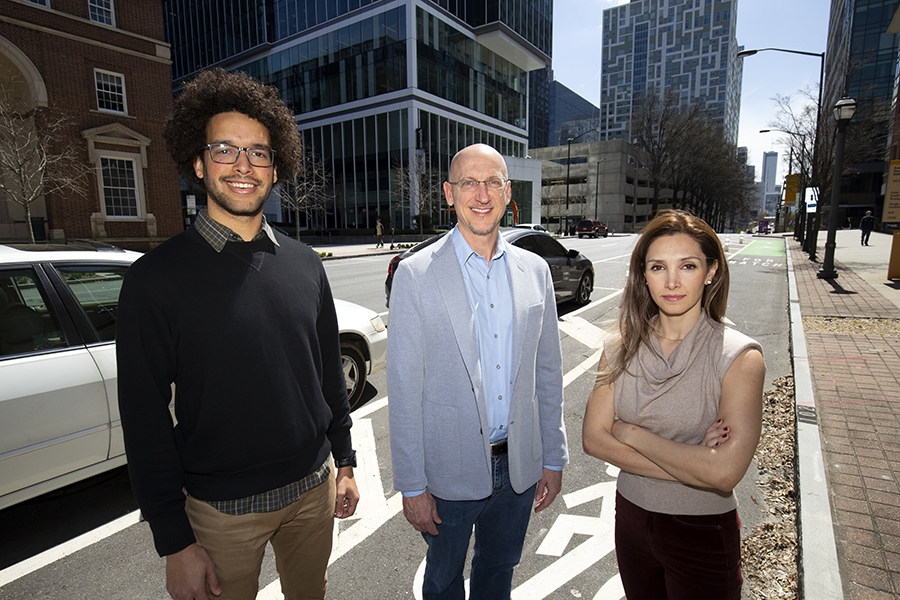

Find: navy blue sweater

[117,226,351,556]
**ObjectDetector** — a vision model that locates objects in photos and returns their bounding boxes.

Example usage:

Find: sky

[550,0,830,184]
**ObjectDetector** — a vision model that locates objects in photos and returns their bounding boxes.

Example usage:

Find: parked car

[575,219,609,238]
[335,298,387,409]
[515,223,547,231]
[0,242,385,511]
[385,228,594,307]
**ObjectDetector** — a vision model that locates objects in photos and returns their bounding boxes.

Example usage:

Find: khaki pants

[184,469,336,600]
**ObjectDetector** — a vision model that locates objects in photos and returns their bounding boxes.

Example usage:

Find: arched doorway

[0,36,49,241]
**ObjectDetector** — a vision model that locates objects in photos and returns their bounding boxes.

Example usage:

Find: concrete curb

[785,239,844,600]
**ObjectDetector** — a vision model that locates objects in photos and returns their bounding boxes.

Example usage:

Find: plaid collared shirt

[206,461,331,515]
[193,209,328,515]
[193,209,280,252]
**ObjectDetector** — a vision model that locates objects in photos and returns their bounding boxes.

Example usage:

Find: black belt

[490,439,508,457]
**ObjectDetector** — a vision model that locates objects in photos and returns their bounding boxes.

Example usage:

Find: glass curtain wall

[242,6,406,115]
[417,7,528,129]
[289,108,408,231]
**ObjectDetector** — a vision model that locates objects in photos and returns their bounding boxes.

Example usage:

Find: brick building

[0,0,181,250]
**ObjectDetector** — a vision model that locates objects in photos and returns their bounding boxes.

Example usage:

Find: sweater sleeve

[318,272,354,462]
[116,268,195,557]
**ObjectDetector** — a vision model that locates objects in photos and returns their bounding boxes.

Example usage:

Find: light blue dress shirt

[451,227,514,444]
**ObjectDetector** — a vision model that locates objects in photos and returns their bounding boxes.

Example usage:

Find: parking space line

[0,510,140,587]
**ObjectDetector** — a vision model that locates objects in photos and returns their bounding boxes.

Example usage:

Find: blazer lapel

[507,250,529,389]
[430,236,488,422]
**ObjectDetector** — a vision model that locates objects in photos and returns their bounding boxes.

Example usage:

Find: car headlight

[370,315,386,333]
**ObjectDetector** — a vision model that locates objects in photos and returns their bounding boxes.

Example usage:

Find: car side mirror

[566,248,579,260]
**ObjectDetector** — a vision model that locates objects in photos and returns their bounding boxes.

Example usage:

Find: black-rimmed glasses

[205,143,276,167]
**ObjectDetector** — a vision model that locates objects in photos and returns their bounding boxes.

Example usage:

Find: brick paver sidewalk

[790,240,900,599]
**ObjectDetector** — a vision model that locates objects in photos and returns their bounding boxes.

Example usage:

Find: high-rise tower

[598,0,742,143]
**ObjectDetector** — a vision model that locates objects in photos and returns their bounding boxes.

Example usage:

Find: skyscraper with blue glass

[597,0,742,143]
[164,0,552,230]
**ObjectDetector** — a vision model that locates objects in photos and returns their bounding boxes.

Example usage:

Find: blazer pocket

[423,403,461,477]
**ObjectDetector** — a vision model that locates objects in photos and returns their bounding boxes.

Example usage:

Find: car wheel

[341,342,367,410]
[603,231,608,238]
[578,234,583,238]
[574,271,593,305]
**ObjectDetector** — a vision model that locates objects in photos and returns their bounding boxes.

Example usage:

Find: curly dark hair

[164,68,302,187]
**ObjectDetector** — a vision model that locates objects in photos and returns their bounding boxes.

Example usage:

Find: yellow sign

[783,174,800,206]
[883,160,900,223]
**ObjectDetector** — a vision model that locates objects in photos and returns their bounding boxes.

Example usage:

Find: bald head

[449,144,508,182]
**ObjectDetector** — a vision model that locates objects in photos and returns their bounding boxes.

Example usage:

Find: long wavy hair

[164,68,302,189]
[597,209,729,386]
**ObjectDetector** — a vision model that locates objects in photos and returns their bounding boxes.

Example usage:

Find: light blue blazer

[387,232,568,500]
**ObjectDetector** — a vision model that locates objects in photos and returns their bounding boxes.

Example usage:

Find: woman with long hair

[583,210,765,599]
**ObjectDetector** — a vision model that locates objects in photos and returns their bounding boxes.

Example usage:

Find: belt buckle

[490,439,508,457]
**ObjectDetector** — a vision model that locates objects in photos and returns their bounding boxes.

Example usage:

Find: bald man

[387,144,568,600]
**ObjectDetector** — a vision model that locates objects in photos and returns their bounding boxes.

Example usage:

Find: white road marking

[257,413,403,599]
[558,316,610,350]
[0,509,140,587]
[511,482,618,599]
[563,349,605,388]
[565,289,623,319]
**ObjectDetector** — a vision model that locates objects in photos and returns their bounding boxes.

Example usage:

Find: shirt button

[496,364,501,369]
[490,303,494,308]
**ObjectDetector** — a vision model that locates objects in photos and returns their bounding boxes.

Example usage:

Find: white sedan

[0,242,385,511]
[334,298,386,409]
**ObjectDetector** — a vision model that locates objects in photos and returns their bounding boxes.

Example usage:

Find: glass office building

[598,0,742,143]
[164,0,551,230]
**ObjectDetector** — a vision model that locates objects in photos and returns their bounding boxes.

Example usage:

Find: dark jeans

[862,229,872,245]
[421,454,536,600]
[615,492,743,600]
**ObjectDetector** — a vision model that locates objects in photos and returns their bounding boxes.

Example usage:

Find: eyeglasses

[205,143,276,167]
[448,178,508,192]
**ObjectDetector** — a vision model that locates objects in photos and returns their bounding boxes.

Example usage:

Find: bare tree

[0,73,92,243]
[631,90,707,216]
[769,90,887,253]
[277,144,333,239]
[391,152,444,239]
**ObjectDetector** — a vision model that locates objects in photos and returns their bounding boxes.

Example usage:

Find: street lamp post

[564,129,596,236]
[737,47,825,259]
[817,97,857,279]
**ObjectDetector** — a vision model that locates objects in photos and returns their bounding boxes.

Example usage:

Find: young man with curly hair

[117,68,359,600]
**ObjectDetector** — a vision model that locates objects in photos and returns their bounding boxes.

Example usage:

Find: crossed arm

[582,348,765,493]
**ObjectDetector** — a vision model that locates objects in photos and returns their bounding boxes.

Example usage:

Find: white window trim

[88,0,115,27]
[93,68,127,115]
[95,151,145,220]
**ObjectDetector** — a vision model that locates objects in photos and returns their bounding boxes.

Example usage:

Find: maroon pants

[615,492,743,600]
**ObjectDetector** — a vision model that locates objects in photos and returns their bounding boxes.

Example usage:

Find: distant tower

[760,151,779,215]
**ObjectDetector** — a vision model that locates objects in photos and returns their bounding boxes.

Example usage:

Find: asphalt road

[0,233,791,600]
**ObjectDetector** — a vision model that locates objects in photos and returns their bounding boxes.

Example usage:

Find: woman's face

[643,233,718,320]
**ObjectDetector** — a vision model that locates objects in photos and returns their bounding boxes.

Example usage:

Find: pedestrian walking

[117,68,359,600]
[376,218,384,247]
[387,143,568,600]
[860,210,875,245]
[582,209,765,599]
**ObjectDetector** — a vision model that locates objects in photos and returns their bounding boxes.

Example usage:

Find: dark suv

[575,219,608,238]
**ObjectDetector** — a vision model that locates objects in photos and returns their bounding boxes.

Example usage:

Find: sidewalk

[788,228,900,599]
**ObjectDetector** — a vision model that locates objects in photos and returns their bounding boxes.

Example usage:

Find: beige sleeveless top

[613,313,762,515]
